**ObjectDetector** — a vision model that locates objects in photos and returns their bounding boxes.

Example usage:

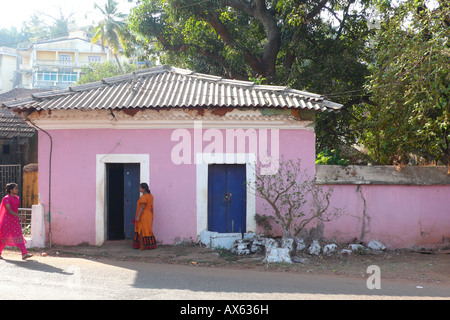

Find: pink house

[5,66,342,247]
[4,65,450,249]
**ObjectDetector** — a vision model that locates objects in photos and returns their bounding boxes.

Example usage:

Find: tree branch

[198,8,266,76]
[222,0,281,81]
[306,0,329,23]
[156,34,247,79]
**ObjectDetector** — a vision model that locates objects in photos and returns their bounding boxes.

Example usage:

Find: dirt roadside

[16,240,450,288]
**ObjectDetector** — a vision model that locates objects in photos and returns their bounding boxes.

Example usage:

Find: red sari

[0,194,26,247]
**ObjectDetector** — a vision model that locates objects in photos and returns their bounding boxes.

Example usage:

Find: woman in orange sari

[133,183,157,250]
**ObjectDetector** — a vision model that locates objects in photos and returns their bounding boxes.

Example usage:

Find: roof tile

[2,65,342,112]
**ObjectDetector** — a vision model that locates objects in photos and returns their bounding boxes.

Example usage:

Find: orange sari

[133,193,157,250]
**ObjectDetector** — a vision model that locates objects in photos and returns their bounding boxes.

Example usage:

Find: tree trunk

[114,54,124,74]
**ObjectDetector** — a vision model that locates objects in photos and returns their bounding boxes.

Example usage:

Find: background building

[0,30,126,93]
[0,47,21,93]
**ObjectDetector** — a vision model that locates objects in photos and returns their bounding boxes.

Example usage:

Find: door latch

[224,192,232,201]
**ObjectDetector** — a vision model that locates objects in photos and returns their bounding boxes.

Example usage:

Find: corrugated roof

[2,65,342,112]
[0,108,35,143]
[0,89,48,143]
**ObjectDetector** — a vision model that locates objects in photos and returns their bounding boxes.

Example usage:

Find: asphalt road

[0,253,448,302]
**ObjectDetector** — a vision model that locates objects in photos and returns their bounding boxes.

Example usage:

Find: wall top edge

[315,165,450,186]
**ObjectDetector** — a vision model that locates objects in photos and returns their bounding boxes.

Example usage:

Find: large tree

[3,9,76,48]
[126,0,375,156]
[126,0,373,83]
[0,27,24,48]
[362,0,450,165]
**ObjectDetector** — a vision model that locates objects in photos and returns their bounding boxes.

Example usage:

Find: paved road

[0,253,448,302]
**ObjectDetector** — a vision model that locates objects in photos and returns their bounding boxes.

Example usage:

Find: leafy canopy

[362,0,450,165]
[125,0,375,160]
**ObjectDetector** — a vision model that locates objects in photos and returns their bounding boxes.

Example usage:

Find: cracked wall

[315,165,450,249]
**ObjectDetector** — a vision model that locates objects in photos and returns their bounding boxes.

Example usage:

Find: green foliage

[92,0,128,73]
[6,0,447,167]
[127,1,373,82]
[362,0,450,165]
[77,61,138,85]
[254,213,275,236]
[0,27,26,48]
[316,149,349,166]
[126,0,375,158]
[1,12,75,48]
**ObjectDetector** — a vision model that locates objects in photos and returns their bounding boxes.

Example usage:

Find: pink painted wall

[320,184,450,249]
[255,182,450,249]
[37,126,449,249]
[37,128,314,246]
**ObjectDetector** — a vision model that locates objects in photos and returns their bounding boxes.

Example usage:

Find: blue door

[123,164,140,239]
[208,164,246,234]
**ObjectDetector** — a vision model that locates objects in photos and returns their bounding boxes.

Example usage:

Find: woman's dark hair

[140,183,151,194]
[5,183,18,194]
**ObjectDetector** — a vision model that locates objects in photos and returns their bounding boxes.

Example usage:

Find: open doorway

[106,163,140,240]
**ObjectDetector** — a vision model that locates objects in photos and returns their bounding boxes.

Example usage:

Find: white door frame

[95,154,150,246]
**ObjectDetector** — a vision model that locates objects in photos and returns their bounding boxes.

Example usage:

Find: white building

[0,30,126,93]
[0,47,20,93]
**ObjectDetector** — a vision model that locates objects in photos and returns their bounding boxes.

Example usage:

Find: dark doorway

[107,163,124,240]
[106,163,140,240]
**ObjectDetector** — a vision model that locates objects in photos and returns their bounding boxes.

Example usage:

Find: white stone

[210,233,242,250]
[367,240,386,251]
[341,249,352,256]
[252,235,266,246]
[263,248,292,263]
[199,230,218,247]
[348,243,365,251]
[308,240,321,255]
[232,240,251,255]
[280,237,294,253]
[243,233,256,240]
[295,238,307,252]
[323,243,338,255]
[247,235,266,253]
[264,238,278,250]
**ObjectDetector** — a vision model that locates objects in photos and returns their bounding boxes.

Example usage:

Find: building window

[88,55,102,63]
[37,71,78,83]
[59,54,72,66]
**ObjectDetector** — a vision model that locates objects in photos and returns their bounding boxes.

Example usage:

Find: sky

[0,0,135,30]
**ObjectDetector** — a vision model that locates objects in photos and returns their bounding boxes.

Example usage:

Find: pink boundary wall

[319,184,450,249]
[36,127,449,249]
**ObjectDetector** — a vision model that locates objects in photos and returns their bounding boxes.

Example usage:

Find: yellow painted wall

[22,164,38,208]
[36,51,57,60]
[78,52,107,65]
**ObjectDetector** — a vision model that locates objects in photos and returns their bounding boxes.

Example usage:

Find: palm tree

[92,0,126,73]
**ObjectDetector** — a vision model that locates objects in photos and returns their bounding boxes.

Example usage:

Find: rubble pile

[230,234,387,264]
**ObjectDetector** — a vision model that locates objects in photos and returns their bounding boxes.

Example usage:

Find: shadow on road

[4,258,71,275]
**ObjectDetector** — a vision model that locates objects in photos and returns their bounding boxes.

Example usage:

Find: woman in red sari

[0,183,32,260]
[133,183,157,250]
